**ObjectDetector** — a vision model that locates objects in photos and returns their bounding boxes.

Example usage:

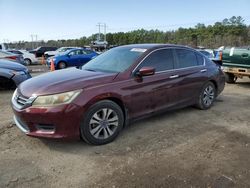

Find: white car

[44,47,77,58]
[8,49,38,65]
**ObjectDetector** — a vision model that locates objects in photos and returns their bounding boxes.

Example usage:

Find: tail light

[219,51,223,61]
[7,56,17,61]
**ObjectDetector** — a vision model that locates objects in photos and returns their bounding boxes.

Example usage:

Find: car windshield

[57,47,69,52]
[82,47,146,73]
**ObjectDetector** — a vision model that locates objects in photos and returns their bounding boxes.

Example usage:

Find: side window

[69,50,76,56]
[176,49,198,68]
[14,50,23,55]
[69,50,82,56]
[82,49,93,54]
[196,53,204,65]
[137,49,174,72]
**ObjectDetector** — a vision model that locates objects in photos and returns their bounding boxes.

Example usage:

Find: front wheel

[196,82,216,110]
[80,100,124,145]
[57,61,67,69]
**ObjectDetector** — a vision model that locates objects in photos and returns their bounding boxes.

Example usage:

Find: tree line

[7,16,250,50]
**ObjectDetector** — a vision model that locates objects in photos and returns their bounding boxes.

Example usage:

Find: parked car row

[44,47,78,58]
[7,49,38,65]
[29,46,57,58]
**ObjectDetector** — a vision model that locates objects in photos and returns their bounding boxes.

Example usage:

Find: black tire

[24,58,32,65]
[57,61,67,69]
[196,82,216,110]
[0,76,16,90]
[225,72,236,84]
[80,100,124,145]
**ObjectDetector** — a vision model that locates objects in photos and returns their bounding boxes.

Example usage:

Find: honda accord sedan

[11,44,225,145]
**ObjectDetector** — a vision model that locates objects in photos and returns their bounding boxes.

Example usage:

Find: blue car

[47,48,98,69]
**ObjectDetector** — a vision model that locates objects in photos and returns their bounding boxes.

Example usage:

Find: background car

[0,59,31,89]
[46,48,98,69]
[0,50,25,65]
[197,49,214,59]
[12,44,225,145]
[7,50,38,65]
[29,46,57,58]
[44,47,78,59]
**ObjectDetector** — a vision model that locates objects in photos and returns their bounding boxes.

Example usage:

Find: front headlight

[11,70,26,75]
[32,89,82,107]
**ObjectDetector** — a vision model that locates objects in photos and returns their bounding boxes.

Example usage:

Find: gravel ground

[0,68,249,188]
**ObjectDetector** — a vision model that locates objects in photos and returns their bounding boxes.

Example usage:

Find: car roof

[119,43,193,51]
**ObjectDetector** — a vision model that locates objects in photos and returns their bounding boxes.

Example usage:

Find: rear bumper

[222,66,250,77]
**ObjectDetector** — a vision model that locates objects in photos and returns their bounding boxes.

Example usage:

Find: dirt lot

[0,68,250,188]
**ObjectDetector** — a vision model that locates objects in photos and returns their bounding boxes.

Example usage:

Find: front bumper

[12,102,85,139]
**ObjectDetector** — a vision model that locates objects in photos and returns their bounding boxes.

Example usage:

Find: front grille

[12,89,36,109]
[15,94,29,106]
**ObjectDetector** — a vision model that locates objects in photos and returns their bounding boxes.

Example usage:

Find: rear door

[173,48,208,105]
[78,49,93,66]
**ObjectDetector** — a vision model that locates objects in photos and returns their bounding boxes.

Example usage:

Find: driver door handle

[169,75,179,79]
[200,69,207,73]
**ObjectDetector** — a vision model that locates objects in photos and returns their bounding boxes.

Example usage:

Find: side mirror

[136,67,155,77]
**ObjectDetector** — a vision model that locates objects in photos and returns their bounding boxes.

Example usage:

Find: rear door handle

[200,69,207,73]
[169,75,179,79]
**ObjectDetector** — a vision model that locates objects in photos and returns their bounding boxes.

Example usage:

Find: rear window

[196,53,205,65]
[175,49,198,68]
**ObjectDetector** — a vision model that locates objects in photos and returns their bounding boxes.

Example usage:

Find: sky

[0,0,250,43]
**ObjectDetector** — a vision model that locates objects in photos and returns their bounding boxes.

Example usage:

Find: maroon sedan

[11,44,225,145]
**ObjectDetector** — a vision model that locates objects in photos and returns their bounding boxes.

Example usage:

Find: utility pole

[35,35,38,48]
[30,34,38,49]
[96,23,107,41]
[30,34,34,49]
[104,23,107,42]
[96,23,101,41]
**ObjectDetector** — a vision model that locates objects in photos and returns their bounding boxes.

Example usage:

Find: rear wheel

[24,58,32,65]
[225,73,236,84]
[80,100,124,145]
[196,82,216,110]
[58,61,67,69]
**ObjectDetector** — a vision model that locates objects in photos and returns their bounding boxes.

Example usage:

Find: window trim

[132,47,205,76]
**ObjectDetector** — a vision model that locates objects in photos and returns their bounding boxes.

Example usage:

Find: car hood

[0,59,27,71]
[19,68,118,97]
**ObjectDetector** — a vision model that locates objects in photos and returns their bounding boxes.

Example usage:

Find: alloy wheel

[203,85,214,106]
[89,108,119,140]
